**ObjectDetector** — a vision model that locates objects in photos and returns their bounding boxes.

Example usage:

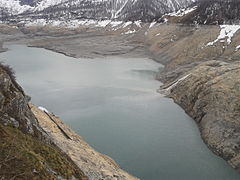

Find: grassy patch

[0,124,88,180]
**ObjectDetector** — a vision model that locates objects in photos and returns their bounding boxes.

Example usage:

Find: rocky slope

[164,61,240,170]
[144,24,240,171]
[31,105,139,180]
[0,61,138,179]
[181,0,240,25]
[0,63,87,180]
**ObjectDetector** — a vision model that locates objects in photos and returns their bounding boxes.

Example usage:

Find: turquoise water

[1,45,240,180]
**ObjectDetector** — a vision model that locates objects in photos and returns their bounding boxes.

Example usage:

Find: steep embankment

[0,61,139,180]
[0,63,87,180]
[164,61,240,169]
[144,24,240,170]
[31,105,139,180]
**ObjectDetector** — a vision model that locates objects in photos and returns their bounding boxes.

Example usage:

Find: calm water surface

[1,45,240,180]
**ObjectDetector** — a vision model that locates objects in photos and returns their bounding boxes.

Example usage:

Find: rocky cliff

[0,63,87,179]
[163,61,240,170]
[0,62,138,180]
[31,105,139,180]
[145,24,240,171]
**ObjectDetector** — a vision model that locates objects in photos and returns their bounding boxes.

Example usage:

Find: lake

[1,44,240,180]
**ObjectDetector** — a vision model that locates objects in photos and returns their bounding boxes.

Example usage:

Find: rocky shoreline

[1,22,240,176]
[0,51,139,180]
[163,61,240,170]
[0,63,88,179]
[31,105,139,180]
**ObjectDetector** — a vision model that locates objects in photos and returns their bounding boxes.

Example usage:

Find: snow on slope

[0,0,67,14]
[25,18,124,28]
[34,0,109,11]
[114,0,196,21]
[0,0,32,14]
[24,18,143,35]
[34,0,68,11]
[0,0,97,14]
[167,6,197,17]
[207,25,240,46]
[0,0,196,21]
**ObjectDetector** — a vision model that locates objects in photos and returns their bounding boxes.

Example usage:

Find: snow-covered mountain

[0,0,32,15]
[38,0,195,21]
[2,0,240,24]
[0,0,195,21]
[115,0,195,21]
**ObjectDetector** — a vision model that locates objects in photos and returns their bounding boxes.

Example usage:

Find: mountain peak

[0,0,195,22]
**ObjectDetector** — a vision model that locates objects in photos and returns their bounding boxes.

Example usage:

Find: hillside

[0,47,140,179]
[0,63,87,180]
[180,0,240,25]
[0,0,194,21]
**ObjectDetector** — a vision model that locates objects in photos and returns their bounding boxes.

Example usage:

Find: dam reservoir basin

[1,45,240,180]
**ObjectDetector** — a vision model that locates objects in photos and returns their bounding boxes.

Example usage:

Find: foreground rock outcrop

[31,105,139,180]
[0,63,138,180]
[160,60,240,170]
[0,63,87,180]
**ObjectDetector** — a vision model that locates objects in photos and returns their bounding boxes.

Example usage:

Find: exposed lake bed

[1,44,240,180]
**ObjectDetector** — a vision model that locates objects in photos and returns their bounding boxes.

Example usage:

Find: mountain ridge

[0,0,195,21]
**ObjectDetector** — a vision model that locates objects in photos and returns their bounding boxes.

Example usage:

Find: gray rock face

[0,64,47,138]
[0,63,89,180]
[163,60,240,170]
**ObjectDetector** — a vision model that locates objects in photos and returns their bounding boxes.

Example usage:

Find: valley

[1,0,240,179]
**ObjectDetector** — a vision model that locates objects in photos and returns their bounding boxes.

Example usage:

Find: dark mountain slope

[16,0,195,21]
[180,0,240,24]
[117,0,194,21]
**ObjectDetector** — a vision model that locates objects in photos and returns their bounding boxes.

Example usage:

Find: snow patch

[97,20,111,27]
[168,6,197,17]
[158,74,191,95]
[110,21,123,27]
[25,19,47,26]
[235,45,240,51]
[163,18,168,23]
[38,106,49,113]
[122,29,136,35]
[134,20,142,27]
[149,22,156,29]
[34,0,68,11]
[122,21,132,28]
[207,25,240,46]
[0,0,32,14]
[25,19,125,29]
